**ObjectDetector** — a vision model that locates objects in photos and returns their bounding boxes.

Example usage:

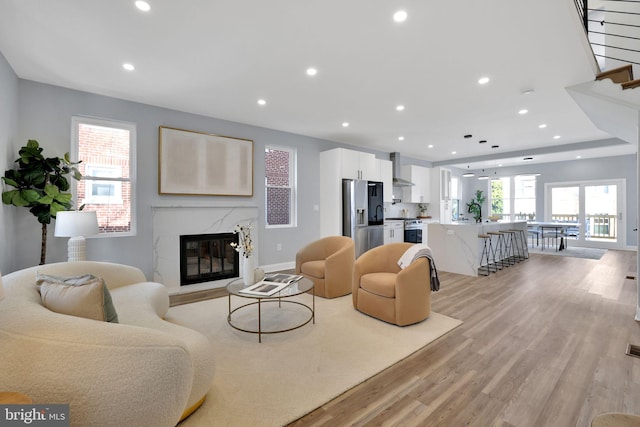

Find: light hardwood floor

[289,249,640,427]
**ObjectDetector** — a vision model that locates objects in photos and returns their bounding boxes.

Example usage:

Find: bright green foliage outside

[491,180,504,215]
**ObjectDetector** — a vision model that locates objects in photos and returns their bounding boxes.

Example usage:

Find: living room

[2,1,640,426]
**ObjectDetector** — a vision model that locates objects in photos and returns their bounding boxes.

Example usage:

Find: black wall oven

[404,219,423,243]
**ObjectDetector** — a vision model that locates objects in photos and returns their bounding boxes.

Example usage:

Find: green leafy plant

[2,139,82,264]
[466,190,486,223]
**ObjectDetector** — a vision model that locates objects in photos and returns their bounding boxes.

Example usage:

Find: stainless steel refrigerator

[342,179,384,258]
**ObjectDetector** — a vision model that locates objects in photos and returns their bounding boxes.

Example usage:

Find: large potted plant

[2,140,81,264]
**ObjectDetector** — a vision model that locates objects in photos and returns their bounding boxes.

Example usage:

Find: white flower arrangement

[229,223,253,258]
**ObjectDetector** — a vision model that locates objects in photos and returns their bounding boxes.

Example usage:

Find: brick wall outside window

[265,147,295,227]
[76,122,132,234]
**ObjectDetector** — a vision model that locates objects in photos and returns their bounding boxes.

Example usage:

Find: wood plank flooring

[288,250,640,427]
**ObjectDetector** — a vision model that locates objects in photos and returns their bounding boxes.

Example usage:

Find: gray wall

[0,52,18,274]
[12,80,328,274]
[9,79,401,276]
[462,155,638,247]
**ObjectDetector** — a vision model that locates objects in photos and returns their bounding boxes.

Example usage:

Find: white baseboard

[261,261,295,272]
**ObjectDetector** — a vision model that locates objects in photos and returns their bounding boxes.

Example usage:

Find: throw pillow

[36,273,119,323]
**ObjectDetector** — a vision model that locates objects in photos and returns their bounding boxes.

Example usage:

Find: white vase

[242,255,255,286]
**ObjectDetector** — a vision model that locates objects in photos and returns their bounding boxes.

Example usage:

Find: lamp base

[67,236,87,262]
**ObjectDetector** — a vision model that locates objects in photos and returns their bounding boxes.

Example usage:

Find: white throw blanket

[398,244,440,291]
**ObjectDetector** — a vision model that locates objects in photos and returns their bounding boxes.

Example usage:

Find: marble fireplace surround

[152,206,259,295]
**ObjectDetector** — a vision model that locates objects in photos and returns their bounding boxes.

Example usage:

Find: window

[265,146,296,228]
[514,175,536,220]
[72,117,136,236]
[451,176,460,200]
[84,165,123,204]
[490,175,537,221]
[490,177,511,220]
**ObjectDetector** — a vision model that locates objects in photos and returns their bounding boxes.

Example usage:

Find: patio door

[545,179,625,249]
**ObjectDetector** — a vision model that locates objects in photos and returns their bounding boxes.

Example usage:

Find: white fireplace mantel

[152,205,259,295]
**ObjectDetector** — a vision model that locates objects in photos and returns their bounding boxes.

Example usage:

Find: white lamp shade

[54,211,100,237]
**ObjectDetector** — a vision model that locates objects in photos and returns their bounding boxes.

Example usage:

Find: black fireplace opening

[179,233,239,286]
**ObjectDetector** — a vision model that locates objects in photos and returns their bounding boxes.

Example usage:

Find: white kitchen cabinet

[401,165,431,203]
[422,222,429,245]
[320,148,385,237]
[384,220,404,244]
[339,148,379,181]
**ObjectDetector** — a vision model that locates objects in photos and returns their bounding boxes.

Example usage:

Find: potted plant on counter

[466,190,485,223]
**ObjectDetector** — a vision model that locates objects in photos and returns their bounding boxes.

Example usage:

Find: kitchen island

[427,221,527,277]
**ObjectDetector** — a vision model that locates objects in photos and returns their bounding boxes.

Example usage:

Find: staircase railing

[574,0,640,70]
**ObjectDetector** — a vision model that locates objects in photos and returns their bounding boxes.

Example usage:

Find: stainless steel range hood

[390,152,414,187]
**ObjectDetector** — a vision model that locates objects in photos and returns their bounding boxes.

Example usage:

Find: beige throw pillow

[36,273,119,323]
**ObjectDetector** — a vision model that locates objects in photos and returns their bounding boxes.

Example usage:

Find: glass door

[546,180,625,249]
[585,184,619,245]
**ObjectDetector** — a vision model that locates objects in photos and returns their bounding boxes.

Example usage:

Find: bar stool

[501,230,517,265]
[487,231,506,269]
[478,234,495,276]
[509,228,529,260]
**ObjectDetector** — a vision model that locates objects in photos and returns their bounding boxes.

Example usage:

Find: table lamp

[54,210,100,262]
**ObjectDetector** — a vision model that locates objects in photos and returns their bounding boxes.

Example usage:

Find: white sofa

[0,261,215,427]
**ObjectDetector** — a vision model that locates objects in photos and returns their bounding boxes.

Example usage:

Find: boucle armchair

[0,261,215,427]
[353,242,431,326]
[295,236,355,298]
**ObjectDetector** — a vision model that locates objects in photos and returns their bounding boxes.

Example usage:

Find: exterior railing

[550,213,617,240]
[494,211,617,240]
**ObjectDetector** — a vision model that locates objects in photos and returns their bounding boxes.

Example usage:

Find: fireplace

[179,233,239,286]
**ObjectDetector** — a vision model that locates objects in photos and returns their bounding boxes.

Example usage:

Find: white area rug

[167,294,462,427]
[529,245,607,260]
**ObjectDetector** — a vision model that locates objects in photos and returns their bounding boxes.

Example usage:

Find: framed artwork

[159,126,253,196]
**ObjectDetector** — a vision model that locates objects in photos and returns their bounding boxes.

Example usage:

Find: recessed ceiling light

[491,145,499,149]
[451,151,457,155]
[122,63,135,71]
[393,10,408,23]
[523,157,533,161]
[135,1,150,11]
[498,164,503,167]
[306,67,317,76]
[518,109,529,115]
[576,155,582,159]
[478,176,489,180]
[522,89,535,95]
[463,172,475,178]
[257,99,266,106]
[478,77,490,85]
[553,135,561,139]
[342,122,349,127]
[539,124,547,129]
[479,140,487,144]
[427,144,434,148]
[396,105,405,111]
[398,136,404,141]
[464,134,472,139]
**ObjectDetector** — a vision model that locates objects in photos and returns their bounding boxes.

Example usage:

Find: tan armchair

[295,236,355,298]
[353,242,431,326]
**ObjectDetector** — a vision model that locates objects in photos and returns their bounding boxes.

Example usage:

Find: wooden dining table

[527,221,580,251]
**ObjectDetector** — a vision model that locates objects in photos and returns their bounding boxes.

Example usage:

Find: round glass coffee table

[226,277,315,343]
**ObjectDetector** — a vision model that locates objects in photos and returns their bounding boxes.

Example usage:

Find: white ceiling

[0,0,636,169]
